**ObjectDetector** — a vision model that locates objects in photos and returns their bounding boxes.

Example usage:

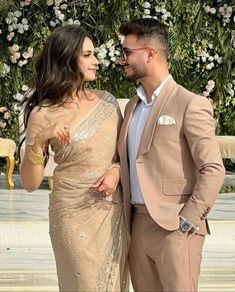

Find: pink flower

[7,32,15,41]
[0,107,7,113]
[4,112,11,120]
[0,121,6,128]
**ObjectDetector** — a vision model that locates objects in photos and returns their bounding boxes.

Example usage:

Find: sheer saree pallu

[48,92,129,291]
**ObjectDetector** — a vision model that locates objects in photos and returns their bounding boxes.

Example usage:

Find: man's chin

[126,74,138,82]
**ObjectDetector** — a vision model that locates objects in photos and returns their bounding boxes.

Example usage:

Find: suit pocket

[162,181,194,196]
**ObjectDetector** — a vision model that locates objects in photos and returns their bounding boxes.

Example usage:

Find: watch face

[181,221,192,231]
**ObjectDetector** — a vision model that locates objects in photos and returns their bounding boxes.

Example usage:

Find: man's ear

[147,47,156,63]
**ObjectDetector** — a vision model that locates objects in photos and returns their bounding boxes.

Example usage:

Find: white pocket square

[157,115,176,125]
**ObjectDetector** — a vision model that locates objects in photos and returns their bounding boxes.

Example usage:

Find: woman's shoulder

[29,102,54,122]
[90,89,114,99]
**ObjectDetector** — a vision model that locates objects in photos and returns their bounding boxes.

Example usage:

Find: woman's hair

[19,24,91,161]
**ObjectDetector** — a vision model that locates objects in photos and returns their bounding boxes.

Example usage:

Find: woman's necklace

[63,99,80,109]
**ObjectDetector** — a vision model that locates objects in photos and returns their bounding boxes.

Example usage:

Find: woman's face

[78,37,99,81]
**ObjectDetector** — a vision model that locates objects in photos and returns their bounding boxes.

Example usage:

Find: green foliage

[0,0,234,141]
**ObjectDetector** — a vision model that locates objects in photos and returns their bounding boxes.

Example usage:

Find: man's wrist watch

[179,216,198,232]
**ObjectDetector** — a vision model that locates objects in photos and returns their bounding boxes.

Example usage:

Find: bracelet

[28,148,45,165]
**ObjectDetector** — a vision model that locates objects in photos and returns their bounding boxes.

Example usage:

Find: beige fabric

[217,135,235,158]
[118,76,225,291]
[129,205,205,292]
[19,111,57,177]
[26,91,129,291]
[0,138,16,156]
[118,76,225,235]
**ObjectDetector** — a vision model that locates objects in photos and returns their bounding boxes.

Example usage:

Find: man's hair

[119,18,168,59]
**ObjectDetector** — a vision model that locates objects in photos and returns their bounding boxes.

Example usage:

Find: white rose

[13,93,24,101]
[12,17,18,24]
[106,39,114,48]
[201,56,207,63]
[55,9,61,16]
[161,14,169,21]
[18,60,28,67]
[47,0,54,5]
[22,85,29,91]
[204,5,210,13]
[50,21,57,27]
[214,54,219,60]
[155,6,161,13]
[60,4,67,9]
[144,9,150,15]
[206,62,214,70]
[21,18,28,25]
[217,57,223,64]
[108,51,115,57]
[110,56,117,62]
[58,13,65,21]
[14,11,22,18]
[103,60,110,67]
[202,91,209,97]
[210,8,216,14]
[143,2,151,9]
[208,56,214,61]
[8,25,14,32]
[219,7,225,15]
[3,64,10,74]
[227,89,234,97]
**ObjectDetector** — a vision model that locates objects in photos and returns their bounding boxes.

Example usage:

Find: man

[118,18,225,292]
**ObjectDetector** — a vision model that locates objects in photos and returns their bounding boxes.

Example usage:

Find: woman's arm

[20,135,46,192]
[20,121,71,192]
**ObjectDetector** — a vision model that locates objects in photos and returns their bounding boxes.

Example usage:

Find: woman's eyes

[83,53,96,58]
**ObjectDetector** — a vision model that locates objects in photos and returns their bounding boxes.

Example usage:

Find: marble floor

[0,174,234,291]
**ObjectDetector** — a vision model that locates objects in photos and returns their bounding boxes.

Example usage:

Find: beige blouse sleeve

[25,107,49,146]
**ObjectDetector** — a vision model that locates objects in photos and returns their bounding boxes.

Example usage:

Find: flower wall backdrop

[0,0,234,141]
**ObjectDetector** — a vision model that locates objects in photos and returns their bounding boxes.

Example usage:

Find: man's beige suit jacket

[118,76,225,235]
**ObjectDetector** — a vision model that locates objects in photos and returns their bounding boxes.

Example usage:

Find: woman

[20,25,129,291]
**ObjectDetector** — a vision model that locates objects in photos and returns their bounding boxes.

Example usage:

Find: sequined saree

[26,91,129,291]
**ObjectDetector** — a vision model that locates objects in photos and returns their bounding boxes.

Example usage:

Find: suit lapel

[118,95,139,156]
[137,76,177,157]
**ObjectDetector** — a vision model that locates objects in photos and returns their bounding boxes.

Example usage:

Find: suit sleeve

[179,96,225,228]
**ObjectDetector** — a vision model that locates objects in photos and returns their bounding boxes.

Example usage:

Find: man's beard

[125,64,146,82]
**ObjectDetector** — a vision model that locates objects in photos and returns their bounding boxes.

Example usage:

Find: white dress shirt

[127,75,171,204]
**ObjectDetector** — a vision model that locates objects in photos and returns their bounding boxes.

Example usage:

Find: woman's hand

[35,122,71,150]
[92,167,120,196]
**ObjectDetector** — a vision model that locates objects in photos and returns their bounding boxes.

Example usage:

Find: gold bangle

[28,148,45,165]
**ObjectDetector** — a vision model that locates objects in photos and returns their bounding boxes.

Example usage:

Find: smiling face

[78,37,99,81]
[121,34,150,81]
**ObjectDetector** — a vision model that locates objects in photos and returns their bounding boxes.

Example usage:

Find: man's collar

[137,74,171,105]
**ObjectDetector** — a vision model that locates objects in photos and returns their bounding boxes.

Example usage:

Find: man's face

[121,34,149,82]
